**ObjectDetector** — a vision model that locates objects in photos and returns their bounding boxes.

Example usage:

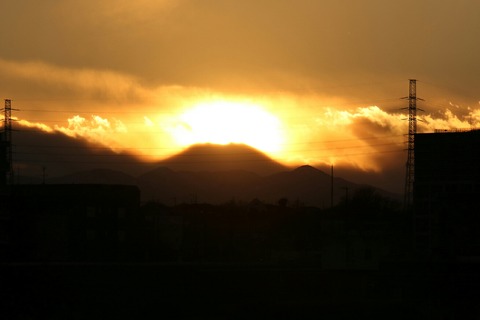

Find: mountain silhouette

[15,127,401,205]
[244,165,384,208]
[135,163,400,206]
[34,141,400,206]
[137,167,262,205]
[156,143,287,175]
[49,168,136,185]
[248,165,341,206]
[12,125,151,181]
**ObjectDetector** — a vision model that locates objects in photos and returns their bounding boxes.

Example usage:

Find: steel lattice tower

[403,80,422,210]
[1,99,13,185]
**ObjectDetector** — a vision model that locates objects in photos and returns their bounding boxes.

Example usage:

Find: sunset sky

[1,0,480,191]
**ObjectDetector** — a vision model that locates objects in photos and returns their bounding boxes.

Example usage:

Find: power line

[12,142,403,158]
[14,149,404,166]
[14,98,403,114]
[12,137,403,152]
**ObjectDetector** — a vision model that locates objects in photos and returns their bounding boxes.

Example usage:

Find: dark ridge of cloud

[11,124,152,181]
[351,118,397,137]
[10,122,405,194]
[316,162,405,195]
[328,109,407,193]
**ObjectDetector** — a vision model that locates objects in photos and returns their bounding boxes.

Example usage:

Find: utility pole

[402,80,423,211]
[341,186,349,206]
[330,165,334,208]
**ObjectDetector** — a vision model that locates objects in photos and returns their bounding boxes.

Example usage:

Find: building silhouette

[414,129,480,261]
[0,137,8,186]
[0,184,141,262]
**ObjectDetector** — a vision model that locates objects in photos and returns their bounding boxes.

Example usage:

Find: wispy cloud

[54,115,128,151]
[0,58,151,102]
[421,108,480,131]
[16,119,54,133]
[2,58,480,176]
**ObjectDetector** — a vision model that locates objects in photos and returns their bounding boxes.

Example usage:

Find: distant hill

[49,169,136,185]
[137,167,262,205]
[244,165,354,207]
[156,143,287,176]
[13,128,400,206]
[44,164,401,207]
[246,165,401,207]
[135,164,401,206]
[38,142,401,206]
[12,126,151,179]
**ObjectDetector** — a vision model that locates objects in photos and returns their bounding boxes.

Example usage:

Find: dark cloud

[1,0,479,99]
[11,123,151,180]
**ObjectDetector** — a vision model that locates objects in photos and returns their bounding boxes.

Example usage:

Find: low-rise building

[1,184,141,262]
[414,129,480,261]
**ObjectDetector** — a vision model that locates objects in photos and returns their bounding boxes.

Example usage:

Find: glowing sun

[171,100,284,154]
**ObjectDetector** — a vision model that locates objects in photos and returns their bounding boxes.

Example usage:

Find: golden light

[170,100,285,154]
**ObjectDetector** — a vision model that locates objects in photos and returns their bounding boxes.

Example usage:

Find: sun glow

[170,100,284,154]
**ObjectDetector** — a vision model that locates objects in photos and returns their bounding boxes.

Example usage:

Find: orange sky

[1,0,480,187]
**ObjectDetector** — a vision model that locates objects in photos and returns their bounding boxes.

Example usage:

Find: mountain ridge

[48,164,401,207]
[156,143,288,176]
[14,135,401,206]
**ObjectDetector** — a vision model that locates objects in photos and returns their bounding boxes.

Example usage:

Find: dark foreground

[1,262,479,319]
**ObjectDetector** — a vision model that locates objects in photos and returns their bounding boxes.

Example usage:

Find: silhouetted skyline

[10,125,405,195]
[2,129,480,319]
[2,2,480,318]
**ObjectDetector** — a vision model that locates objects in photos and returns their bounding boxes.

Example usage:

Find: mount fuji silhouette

[156,143,287,175]
[34,138,399,206]
[134,143,399,205]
